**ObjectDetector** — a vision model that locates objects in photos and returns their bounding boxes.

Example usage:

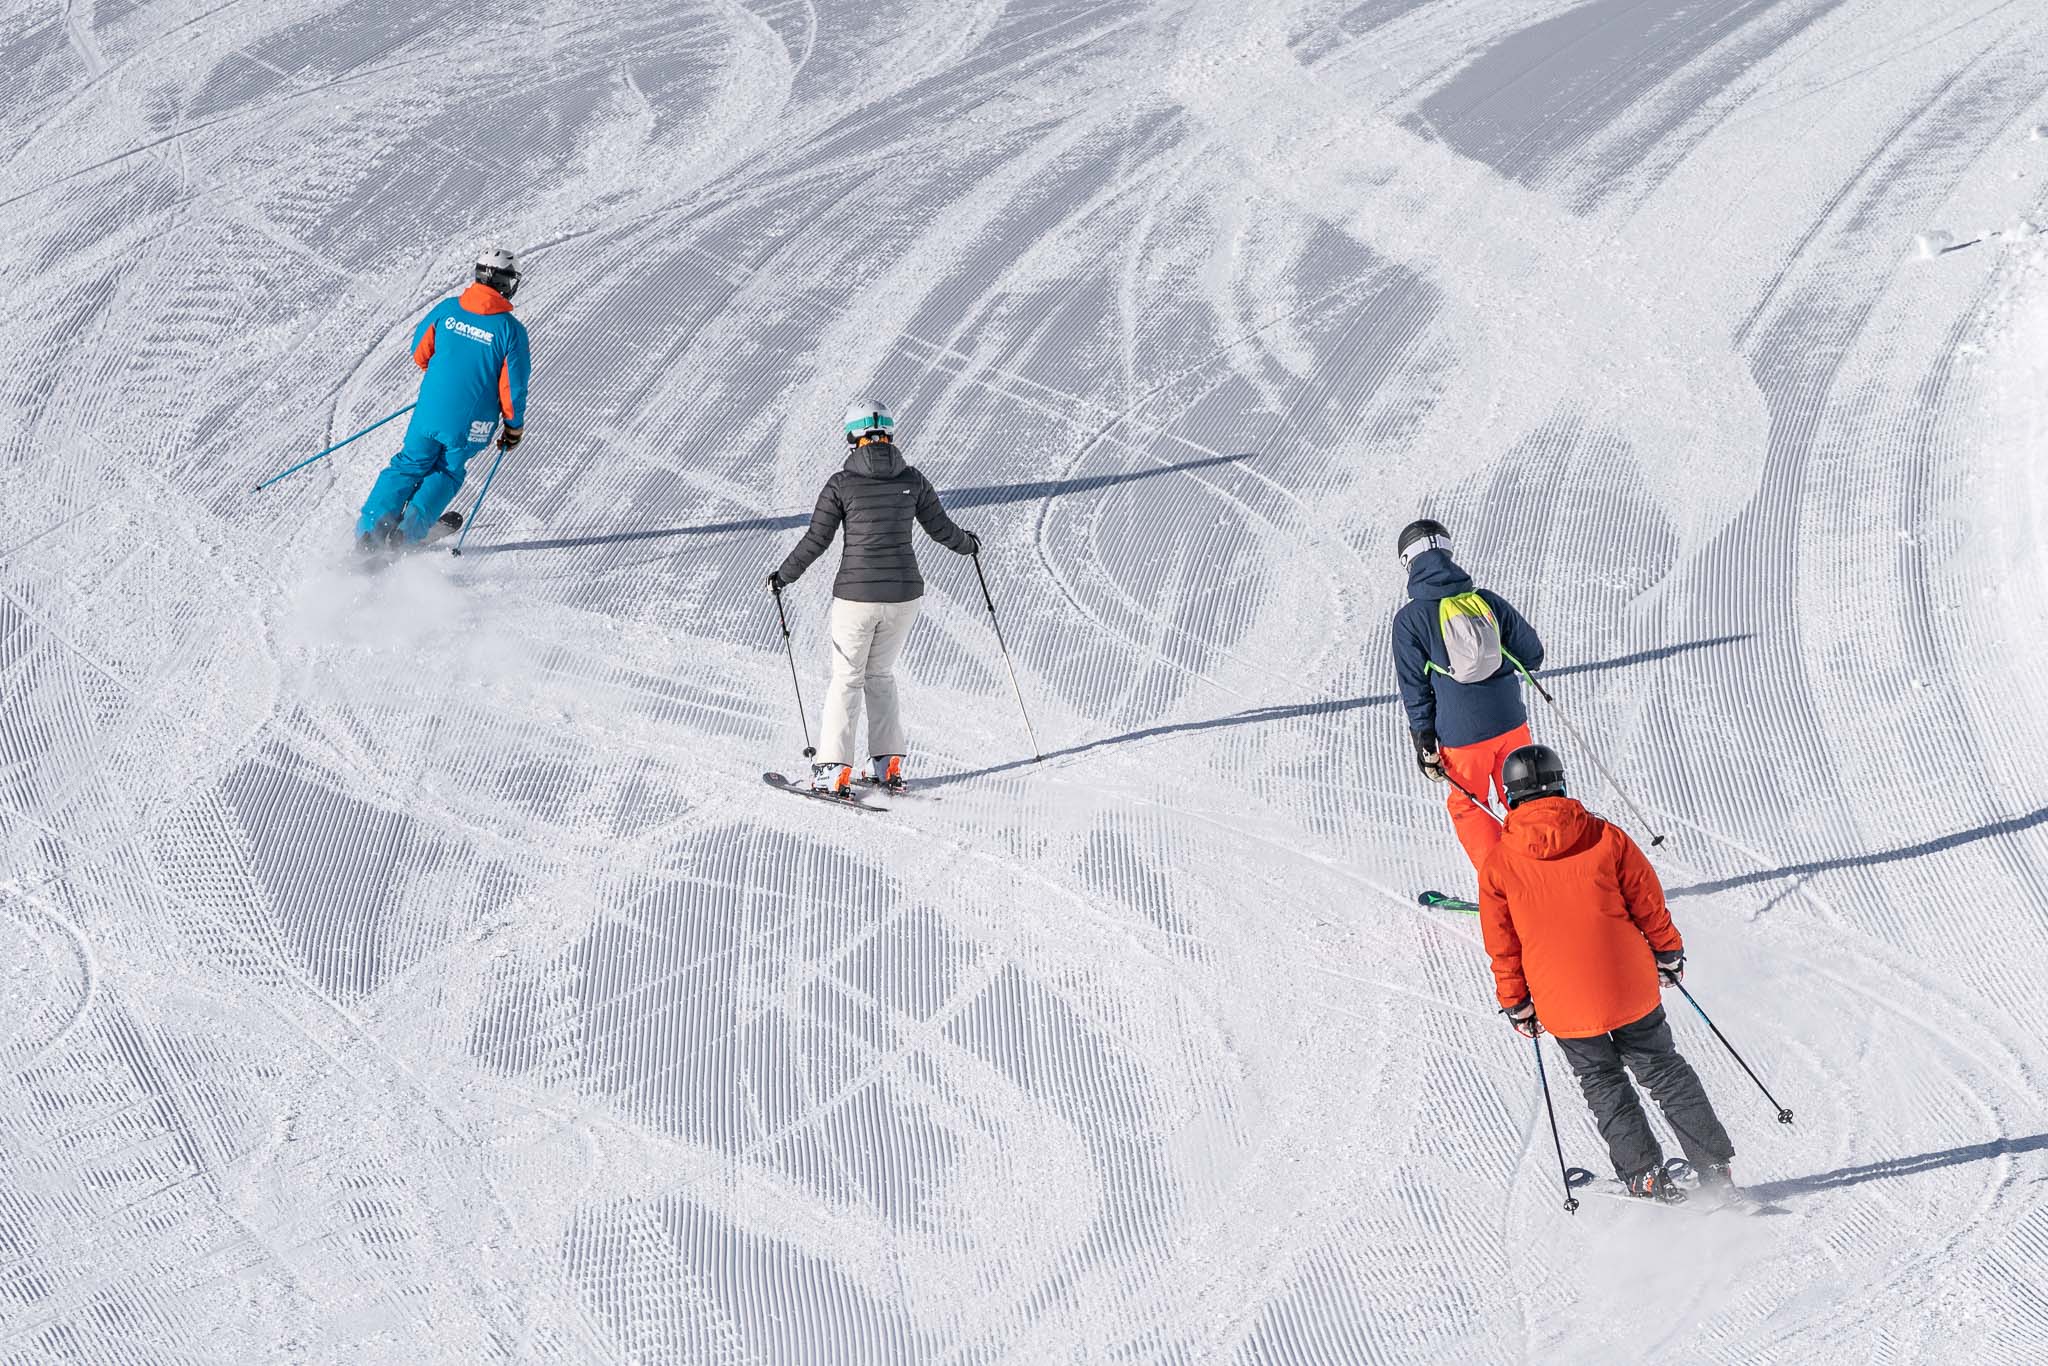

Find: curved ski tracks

[3,1,2047,1362]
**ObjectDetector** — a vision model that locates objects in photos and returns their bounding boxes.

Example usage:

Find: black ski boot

[1625,1165,1688,1205]
[356,514,401,554]
[1695,1162,1735,1191]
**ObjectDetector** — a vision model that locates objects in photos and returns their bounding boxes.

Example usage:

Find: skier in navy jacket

[1391,518,1545,871]
[356,247,531,547]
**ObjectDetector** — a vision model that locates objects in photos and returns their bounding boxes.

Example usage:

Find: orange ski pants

[1441,722,1533,872]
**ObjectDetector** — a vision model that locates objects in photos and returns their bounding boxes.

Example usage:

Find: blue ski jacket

[1392,549,1545,749]
[406,283,529,440]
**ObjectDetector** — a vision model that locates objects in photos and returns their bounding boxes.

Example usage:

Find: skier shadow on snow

[468,451,1254,555]
[924,633,1756,788]
[1667,805,2048,899]
[1745,1132,2048,1204]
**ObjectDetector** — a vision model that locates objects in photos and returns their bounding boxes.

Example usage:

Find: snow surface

[4,1,2048,1362]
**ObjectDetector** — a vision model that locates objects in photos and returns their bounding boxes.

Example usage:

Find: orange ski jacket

[1478,796,1682,1038]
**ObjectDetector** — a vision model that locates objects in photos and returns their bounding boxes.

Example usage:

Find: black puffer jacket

[776,441,978,603]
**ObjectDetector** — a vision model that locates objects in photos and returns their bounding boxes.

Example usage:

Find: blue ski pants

[355,427,489,542]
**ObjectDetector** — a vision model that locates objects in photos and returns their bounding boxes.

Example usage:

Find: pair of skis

[762,772,941,814]
[1566,1159,1780,1217]
[763,772,888,813]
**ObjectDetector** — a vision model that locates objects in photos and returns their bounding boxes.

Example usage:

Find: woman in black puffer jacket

[770,400,979,794]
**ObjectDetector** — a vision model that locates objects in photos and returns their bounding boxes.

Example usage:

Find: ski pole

[1512,658,1666,846]
[1666,976,1794,1125]
[1533,1035,1580,1214]
[971,551,1042,762]
[1444,770,1504,826]
[450,426,507,557]
[771,582,816,760]
[254,404,415,491]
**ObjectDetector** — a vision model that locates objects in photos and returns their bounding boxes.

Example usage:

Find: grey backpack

[1431,592,1503,684]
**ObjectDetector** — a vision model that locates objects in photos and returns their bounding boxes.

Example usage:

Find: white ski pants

[818,597,921,767]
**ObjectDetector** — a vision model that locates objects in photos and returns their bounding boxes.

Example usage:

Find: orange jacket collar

[459,282,514,314]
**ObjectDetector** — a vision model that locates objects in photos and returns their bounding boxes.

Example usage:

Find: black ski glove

[961,530,981,556]
[767,571,786,594]
[1504,999,1542,1039]
[1413,729,1446,783]
[499,423,524,450]
[1656,950,1685,985]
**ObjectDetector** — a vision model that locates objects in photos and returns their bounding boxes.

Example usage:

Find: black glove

[499,424,524,450]
[962,530,981,556]
[1413,729,1446,783]
[1656,950,1685,985]
[767,571,785,593]
[1504,999,1542,1039]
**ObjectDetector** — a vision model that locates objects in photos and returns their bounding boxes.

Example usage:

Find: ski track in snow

[3,0,2048,1361]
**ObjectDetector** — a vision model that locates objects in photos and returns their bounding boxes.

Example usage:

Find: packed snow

[3,1,2047,1362]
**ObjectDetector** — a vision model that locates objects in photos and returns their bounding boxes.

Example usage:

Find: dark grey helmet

[1397,517,1450,563]
[1501,744,1567,807]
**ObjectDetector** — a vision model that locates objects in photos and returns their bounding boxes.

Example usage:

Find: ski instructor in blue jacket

[355,247,530,548]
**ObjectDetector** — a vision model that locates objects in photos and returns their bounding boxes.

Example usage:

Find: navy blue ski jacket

[1391,549,1545,749]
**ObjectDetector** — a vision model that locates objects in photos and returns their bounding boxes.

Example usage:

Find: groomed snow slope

[4,1,2048,1361]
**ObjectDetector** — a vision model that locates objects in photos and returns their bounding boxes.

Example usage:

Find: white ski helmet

[843,399,895,445]
[475,245,521,299]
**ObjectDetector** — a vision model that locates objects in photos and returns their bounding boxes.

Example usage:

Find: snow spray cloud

[279,553,540,740]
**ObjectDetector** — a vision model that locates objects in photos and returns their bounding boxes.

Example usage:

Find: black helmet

[1501,744,1567,807]
[1397,518,1450,564]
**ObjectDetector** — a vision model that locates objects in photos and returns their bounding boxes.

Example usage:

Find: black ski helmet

[1501,744,1567,807]
[1397,518,1450,563]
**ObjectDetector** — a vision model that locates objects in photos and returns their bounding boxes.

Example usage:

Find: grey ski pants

[818,597,920,767]
[1555,1005,1734,1179]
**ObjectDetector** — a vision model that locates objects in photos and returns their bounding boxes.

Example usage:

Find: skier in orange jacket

[1480,743,1735,1202]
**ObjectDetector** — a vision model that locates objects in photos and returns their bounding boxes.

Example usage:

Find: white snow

[4,1,2048,1362]
[1915,229,1959,258]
